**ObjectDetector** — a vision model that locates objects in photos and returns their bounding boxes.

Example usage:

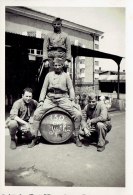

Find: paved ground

[5,111,125,187]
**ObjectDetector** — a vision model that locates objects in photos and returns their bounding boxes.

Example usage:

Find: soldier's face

[22,91,32,104]
[53,21,62,32]
[54,63,63,74]
[88,98,97,109]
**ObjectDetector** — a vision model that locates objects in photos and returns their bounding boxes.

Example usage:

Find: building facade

[5,6,103,108]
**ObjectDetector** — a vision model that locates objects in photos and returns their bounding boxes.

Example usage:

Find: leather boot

[75,136,82,147]
[97,145,105,152]
[16,131,23,144]
[28,137,37,148]
[10,139,17,150]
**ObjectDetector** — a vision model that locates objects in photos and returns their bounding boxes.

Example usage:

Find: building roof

[99,70,125,75]
[6,6,104,37]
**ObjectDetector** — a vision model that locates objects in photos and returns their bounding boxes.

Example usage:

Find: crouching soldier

[6,88,38,149]
[80,92,112,152]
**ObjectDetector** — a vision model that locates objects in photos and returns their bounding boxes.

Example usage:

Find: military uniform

[81,101,112,148]
[43,32,71,70]
[7,98,38,143]
[32,71,82,140]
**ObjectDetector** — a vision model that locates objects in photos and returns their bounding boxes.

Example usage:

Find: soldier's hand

[21,122,30,132]
[29,117,33,124]
[84,127,91,137]
[44,60,50,68]
[25,123,31,131]
[38,101,44,107]
[87,119,91,128]
[64,60,69,68]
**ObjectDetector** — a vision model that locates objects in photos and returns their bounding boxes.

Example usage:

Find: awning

[71,45,123,65]
[6,32,124,65]
[5,32,43,49]
[99,74,125,82]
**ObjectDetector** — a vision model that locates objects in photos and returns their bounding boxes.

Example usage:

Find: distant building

[99,70,126,94]
[5,6,103,108]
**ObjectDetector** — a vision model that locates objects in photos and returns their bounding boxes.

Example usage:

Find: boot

[10,139,17,150]
[97,145,105,152]
[28,137,37,148]
[75,136,82,147]
[16,131,23,144]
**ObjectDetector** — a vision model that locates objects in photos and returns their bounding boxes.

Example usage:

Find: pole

[73,56,76,89]
[117,63,120,99]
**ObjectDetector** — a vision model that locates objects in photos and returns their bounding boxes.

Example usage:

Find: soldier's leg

[48,51,66,72]
[96,122,107,152]
[105,121,112,133]
[58,97,82,146]
[7,120,18,149]
[28,98,56,148]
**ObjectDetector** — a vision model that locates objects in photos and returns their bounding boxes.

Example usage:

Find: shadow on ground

[5,166,74,186]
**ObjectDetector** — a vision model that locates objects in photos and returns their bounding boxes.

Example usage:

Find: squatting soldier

[6,88,38,149]
[80,92,112,152]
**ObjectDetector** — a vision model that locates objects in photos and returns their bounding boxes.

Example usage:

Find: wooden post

[73,56,76,89]
[117,63,120,99]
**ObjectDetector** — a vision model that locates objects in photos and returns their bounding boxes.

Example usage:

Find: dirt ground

[5,111,125,187]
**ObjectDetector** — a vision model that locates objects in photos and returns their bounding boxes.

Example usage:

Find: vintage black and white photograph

[4,5,126,187]
[1,1,133,194]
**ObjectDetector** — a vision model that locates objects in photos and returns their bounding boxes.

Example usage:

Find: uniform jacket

[9,98,38,121]
[39,71,74,101]
[81,101,111,128]
[43,32,71,62]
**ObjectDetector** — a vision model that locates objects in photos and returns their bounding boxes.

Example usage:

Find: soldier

[6,88,38,149]
[38,17,71,80]
[80,92,112,152]
[29,58,82,148]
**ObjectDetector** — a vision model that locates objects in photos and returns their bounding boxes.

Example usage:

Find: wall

[6,11,94,85]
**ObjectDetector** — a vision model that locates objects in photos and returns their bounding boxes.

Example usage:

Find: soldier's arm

[90,103,108,124]
[65,35,71,62]
[66,74,75,100]
[10,101,20,120]
[10,101,28,125]
[39,73,49,102]
[81,105,88,129]
[80,105,91,135]
[34,99,38,108]
[14,116,29,126]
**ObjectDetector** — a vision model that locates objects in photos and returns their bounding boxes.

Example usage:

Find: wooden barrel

[40,107,74,143]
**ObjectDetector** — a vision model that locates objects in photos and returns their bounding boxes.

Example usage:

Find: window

[95,36,99,41]
[95,61,99,65]
[95,44,99,50]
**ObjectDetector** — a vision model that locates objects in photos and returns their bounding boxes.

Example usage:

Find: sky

[29,6,125,71]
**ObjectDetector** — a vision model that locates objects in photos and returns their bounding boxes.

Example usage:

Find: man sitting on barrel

[29,58,82,147]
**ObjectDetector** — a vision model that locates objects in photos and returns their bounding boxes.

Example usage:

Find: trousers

[79,121,112,147]
[7,120,33,140]
[33,96,82,137]
[48,51,67,72]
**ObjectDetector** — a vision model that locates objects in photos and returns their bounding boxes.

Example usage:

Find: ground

[5,111,125,187]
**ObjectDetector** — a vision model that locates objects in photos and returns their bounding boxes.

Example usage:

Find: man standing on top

[38,17,71,79]
[29,58,82,148]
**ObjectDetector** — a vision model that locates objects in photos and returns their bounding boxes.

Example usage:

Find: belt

[47,88,67,94]
[48,47,66,52]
